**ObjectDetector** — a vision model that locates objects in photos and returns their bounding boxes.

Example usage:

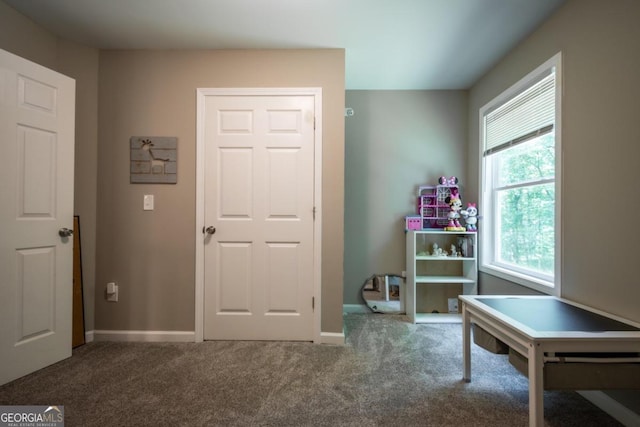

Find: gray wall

[344,90,467,304]
[468,0,640,322]
[468,0,640,415]
[0,0,99,333]
[1,0,345,335]
[96,49,345,334]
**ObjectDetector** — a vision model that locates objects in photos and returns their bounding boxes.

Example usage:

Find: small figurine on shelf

[461,203,479,232]
[444,190,466,232]
[432,243,446,256]
[450,244,458,257]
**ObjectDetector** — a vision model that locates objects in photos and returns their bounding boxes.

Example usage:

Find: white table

[459,295,640,427]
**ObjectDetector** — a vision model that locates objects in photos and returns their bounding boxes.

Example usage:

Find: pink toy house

[404,215,422,231]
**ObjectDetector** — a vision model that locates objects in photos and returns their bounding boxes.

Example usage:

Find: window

[479,53,561,295]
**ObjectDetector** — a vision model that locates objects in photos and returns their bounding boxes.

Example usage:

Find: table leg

[462,303,471,382]
[528,342,544,427]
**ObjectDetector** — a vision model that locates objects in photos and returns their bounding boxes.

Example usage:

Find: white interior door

[203,92,316,341]
[0,49,75,385]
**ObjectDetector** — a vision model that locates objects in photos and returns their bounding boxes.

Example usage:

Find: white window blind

[484,71,555,155]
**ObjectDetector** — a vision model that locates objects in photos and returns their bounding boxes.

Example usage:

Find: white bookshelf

[406,230,477,323]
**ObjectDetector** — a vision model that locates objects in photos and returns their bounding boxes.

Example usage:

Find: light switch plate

[106,282,118,302]
[143,194,154,211]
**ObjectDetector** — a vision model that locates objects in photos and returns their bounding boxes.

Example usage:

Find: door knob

[204,226,216,235]
[58,228,73,237]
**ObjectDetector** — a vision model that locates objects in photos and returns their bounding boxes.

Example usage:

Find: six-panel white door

[0,49,75,385]
[203,94,315,341]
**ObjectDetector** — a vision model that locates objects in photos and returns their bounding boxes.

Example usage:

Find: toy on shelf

[405,176,465,231]
[444,188,466,232]
[461,203,478,232]
[432,243,446,257]
[439,176,459,187]
[404,215,422,231]
[417,177,459,229]
[450,244,459,257]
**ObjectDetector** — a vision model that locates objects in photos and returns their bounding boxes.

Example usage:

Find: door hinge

[313,206,316,220]
[312,297,315,310]
[313,117,316,130]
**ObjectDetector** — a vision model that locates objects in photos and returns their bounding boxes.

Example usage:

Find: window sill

[480,264,557,296]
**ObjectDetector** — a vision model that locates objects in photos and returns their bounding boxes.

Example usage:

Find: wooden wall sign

[130,136,177,184]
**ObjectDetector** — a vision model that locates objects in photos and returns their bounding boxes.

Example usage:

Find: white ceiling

[4,0,565,89]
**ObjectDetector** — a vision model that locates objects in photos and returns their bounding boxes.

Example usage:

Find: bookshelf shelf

[406,230,477,324]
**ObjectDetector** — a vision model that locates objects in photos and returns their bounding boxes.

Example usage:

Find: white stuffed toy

[461,203,478,231]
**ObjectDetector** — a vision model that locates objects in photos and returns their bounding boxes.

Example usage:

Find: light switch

[107,282,116,293]
[143,194,154,211]
[106,282,118,302]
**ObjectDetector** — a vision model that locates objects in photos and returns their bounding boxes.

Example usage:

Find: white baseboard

[91,329,342,345]
[343,304,370,313]
[93,330,195,342]
[578,391,640,427]
[319,331,345,345]
[85,330,94,343]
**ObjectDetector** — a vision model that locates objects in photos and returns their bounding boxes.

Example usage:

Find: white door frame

[195,87,322,343]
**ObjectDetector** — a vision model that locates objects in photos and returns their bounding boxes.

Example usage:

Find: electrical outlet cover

[448,298,459,313]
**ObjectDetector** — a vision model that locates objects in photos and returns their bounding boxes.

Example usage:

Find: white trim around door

[195,87,323,343]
